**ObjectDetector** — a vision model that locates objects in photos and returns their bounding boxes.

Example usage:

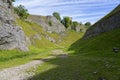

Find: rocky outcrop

[83,5,120,39]
[45,35,56,43]
[72,25,86,32]
[28,15,65,33]
[0,0,29,51]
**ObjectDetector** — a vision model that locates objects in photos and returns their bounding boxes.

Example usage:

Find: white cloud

[14,0,120,23]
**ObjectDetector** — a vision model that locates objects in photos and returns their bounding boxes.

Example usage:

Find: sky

[14,0,120,24]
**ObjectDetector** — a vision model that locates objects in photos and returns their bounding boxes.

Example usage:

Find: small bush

[62,17,72,28]
[48,20,52,26]
[53,12,61,21]
[14,5,29,20]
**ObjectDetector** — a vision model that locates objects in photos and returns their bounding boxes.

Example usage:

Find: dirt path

[0,60,43,80]
[0,49,68,80]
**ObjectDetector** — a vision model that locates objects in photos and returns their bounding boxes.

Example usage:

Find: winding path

[0,49,68,80]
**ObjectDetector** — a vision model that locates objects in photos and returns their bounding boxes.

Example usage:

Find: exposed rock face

[0,0,29,51]
[72,25,86,32]
[45,35,56,43]
[83,5,120,39]
[28,15,65,33]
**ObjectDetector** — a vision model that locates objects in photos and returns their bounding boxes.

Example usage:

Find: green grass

[2,13,119,80]
[88,5,120,31]
[0,46,54,69]
[59,30,84,48]
[28,28,120,80]
[29,50,120,80]
[69,28,120,54]
[0,19,84,70]
[16,19,84,49]
[17,19,47,37]
[102,4,120,20]
[16,19,57,49]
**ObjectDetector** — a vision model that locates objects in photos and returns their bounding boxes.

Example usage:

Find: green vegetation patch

[16,19,56,48]
[0,47,53,69]
[30,50,120,80]
[68,28,120,54]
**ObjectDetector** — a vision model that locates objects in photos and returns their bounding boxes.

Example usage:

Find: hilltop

[69,4,120,54]
[83,4,120,39]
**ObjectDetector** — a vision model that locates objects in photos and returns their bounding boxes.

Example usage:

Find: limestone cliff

[83,5,120,39]
[0,0,29,51]
[27,15,65,33]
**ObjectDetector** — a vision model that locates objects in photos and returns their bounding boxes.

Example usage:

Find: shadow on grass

[29,56,93,80]
[28,52,120,80]
[28,28,120,80]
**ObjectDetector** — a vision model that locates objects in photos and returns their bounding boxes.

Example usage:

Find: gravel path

[0,49,68,80]
[0,60,44,80]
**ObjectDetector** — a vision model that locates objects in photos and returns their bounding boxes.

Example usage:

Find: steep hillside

[0,0,28,51]
[69,28,120,54]
[27,15,65,33]
[83,4,120,39]
[16,19,56,49]
[16,19,83,49]
[69,5,120,54]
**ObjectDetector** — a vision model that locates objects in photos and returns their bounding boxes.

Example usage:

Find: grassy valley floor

[29,50,120,80]
[28,28,120,80]
[0,19,120,80]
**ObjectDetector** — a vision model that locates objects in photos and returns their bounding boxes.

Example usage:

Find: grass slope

[69,28,120,54]
[17,19,56,49]
[60,30,84,48]
[0,47,52,69]
[103,4,120,20]
[29,28,120,80]
[0,19,83,69]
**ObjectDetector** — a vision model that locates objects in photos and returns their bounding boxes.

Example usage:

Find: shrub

[84,22,91,29]
[85,22,91,27]
[53,12,61,21]
[48,20,52,26]
[12,0,15,2]
[62,17,72,28]
[14,5,29,20]
[72,21,79,27]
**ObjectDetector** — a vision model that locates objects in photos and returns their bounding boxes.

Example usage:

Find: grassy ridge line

[88,5,120,31]
[102,4,120,20]
[68,28,120,54]
[59,30,84,48]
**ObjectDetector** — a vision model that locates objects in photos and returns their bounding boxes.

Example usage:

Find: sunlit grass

[30,50,120,80]
[0,46,54,69]
[30,28,120,80]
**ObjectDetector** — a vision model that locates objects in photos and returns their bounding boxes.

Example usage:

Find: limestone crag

[72,25,86,32]
[0,0,29,51]
[28,15,65,33]
[83,5,120,39]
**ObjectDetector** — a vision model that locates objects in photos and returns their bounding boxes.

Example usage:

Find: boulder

[0,0,29,51]
[27,15,66,34]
